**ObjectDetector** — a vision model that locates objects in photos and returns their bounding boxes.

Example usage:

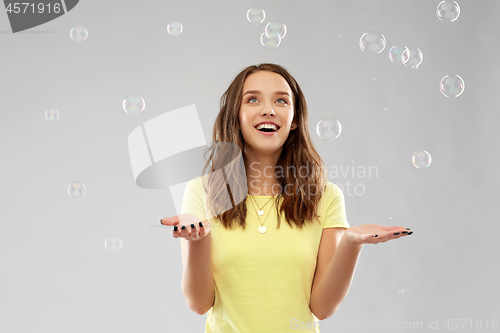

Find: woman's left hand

[343,224,413,246]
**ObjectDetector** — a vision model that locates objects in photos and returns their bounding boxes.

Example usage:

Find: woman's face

[238,71,295,153]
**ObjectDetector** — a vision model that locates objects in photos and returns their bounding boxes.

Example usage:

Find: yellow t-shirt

[180,177,350,333]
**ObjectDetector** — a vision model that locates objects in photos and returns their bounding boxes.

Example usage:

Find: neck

[243,145,282,196]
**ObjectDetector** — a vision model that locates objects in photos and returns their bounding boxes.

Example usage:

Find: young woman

[160,63,412,332]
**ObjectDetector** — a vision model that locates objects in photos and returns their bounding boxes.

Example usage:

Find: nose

[261,108,275,117]
[259,97,276,117]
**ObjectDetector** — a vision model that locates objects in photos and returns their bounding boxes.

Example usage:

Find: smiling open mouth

[255,124,280,133]
[257,127,277,132]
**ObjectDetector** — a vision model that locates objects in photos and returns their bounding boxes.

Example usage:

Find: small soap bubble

[123,94,146,114]
[265,20,287,38]
[68,181,86,198]
[383,107,389,111]
[247,7,265,25]
[105,237,123,252]
[316,117,342,141]
[70,25,88,43]
[398,289,404,294]
[440,75,465,97]
[167,21,183,36]
[45,109,60,121]
[437,1,460,22]
[389,45,407,64]
[412,151,432,168]
[260,32,281,49]
[359,30,386,53]
[402,47,423,69]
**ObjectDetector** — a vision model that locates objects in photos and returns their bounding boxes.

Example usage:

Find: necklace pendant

[258,209,264,216]
[258,225,267,233]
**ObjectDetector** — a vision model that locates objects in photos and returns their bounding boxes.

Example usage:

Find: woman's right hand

[160,214,211,241]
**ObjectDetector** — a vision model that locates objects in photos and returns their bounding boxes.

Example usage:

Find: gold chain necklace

[248,193,276,234]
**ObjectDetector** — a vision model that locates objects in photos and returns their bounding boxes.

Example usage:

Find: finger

[365,233,383,244]
[370,229,412,244]
[365,234,378,243]
[172,223,181,238]
[371,233,396,243]
[179,224,191,239]
[386,231,410,241]
[380,229,405,237]
[198,221,207,238]
[392,229,412,237]
[160,216,179,226]
[189,223,199,240]
[391,226,411,234]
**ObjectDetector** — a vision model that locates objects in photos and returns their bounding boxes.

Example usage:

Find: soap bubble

[105,237,123,252]
[437,1,460,22]
[265,20,287,38]
[439,75,465,97]
[45,109,60,121]
[261,32,281,49]
[70,25,88,43]
[316,117,342,141]
[402,47,423,69]
[68,181,86,198]
[389,45,408,64]
[359,30,386,53]
[167,21,183,36]
[412,151,432,168]
[123,94,146,114]
[247,7,265,25]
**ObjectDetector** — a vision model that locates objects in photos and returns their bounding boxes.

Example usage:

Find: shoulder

[323,181,344,199]
[185,176,205,193]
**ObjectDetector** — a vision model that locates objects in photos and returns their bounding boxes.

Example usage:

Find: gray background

[1,0,499,332]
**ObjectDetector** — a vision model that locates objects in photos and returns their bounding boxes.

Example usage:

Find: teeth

[256,123,278,130]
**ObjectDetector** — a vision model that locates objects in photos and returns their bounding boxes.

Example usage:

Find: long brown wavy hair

[201,63,328,230]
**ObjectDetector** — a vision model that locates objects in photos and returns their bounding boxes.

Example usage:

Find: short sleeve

[180,177,208,221]
[323,182,350,229]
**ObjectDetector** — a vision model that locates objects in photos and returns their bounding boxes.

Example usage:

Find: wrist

[190,230,211,243]
[340,233,364,249]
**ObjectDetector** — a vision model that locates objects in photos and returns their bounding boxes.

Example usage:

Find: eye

[246,96,289,104]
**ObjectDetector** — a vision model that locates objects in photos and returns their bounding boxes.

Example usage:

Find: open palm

[343,224,413,245]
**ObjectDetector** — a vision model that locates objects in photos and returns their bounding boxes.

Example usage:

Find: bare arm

[180,230,214,315]
[310,224,411,320]
[310,235,363,320]
[162,214,215,315]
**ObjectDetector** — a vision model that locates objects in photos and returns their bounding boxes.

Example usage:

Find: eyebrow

[243,90,291,97]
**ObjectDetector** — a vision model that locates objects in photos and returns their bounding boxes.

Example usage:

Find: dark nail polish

[173,226,178,232]
[373,234,378,237]
[181,225,185,230]
[406,228,411,230]
[160,219,163,225]
[191,224,195,229]
[199,222,204,228]
[402,231,408,234]
[394,232,400,235]
[407,231,413,235]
